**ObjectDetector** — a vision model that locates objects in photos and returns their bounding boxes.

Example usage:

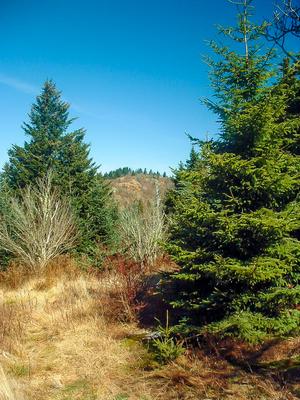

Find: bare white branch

[0,173,77,270]
[119,182,167,269]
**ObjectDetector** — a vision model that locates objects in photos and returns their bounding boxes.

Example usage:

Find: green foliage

[0,175,15,268]
[8,363,30,377]
[185,146,200,171]
[166,1,300,343]
[148,312,185,364]
[59,379,97,400]
[201,310,300,344]
[1,80,117,260]
[149,334,184,365]
[113,395,129,400]
[104,167,166,179]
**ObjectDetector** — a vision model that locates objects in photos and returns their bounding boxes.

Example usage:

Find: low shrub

[0,173,77,270]
[148,311,185,364]
[118,186,167,269]
[112,256,146,322]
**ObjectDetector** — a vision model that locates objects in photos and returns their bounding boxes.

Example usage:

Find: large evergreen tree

[3,80,117,256]
[166,0,300,343]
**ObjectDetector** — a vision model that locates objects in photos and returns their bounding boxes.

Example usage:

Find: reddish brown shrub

[109,255,146,322]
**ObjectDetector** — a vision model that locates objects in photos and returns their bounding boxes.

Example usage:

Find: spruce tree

[166,1,300,343]
[185,146,199,170]
[3,80,117,256]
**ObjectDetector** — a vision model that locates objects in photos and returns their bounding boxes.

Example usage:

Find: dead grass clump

[244,373,297,400]
[32,256,80,291]
[256,337,300,363]
[45,277,102,328]
[145,350,300,400]
[0,365,22,400]
[0,297,32,354]
[0,256,79,291]
[147,353,230,399]
[0,263,31,290]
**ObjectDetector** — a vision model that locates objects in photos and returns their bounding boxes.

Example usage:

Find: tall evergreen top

[4,80,97,190]
[204,0,274,154]
[3,80,116,252]
[23,80,72,140]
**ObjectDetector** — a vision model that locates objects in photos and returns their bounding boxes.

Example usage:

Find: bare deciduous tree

[0,173,77,270]
[266,0,300,61]
[119,183,167,269]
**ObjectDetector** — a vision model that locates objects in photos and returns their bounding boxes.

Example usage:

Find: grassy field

[0,258,299,400]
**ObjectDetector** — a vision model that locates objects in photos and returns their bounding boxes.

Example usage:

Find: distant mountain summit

[109,173,173,207]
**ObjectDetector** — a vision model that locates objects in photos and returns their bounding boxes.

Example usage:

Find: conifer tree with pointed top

[166,0,300,343]
[185,146,199,170]
[3,80,117,257]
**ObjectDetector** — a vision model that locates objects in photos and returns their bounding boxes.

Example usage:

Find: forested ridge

[0,1,299,399]
[104,167,167,179]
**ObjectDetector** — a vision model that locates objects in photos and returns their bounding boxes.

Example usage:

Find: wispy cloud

[0,73,104,120]
[0,74,38,94]
[70,102,105,120]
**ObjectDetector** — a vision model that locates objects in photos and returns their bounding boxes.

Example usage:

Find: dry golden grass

[0,364,23,400]
[0,258,153,400]
[0,257,299,400]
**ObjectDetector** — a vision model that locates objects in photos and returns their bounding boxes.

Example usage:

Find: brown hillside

[109,174,173,207]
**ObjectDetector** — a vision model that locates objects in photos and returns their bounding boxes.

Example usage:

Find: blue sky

[0,0,276,174]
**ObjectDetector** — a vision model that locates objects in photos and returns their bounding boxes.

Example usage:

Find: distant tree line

[103,167,167,179]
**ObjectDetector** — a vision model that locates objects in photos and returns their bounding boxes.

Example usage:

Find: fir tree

[185,147,199,170]
[166,1,300,343]
[3,80,117,256]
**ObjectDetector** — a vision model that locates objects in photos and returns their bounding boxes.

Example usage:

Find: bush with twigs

[118,185,167,269]
[0,173,77,270]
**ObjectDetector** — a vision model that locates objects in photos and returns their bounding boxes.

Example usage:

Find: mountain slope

[109,174,173,207]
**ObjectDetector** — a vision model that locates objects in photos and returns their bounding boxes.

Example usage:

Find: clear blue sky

[0,0,276,174]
